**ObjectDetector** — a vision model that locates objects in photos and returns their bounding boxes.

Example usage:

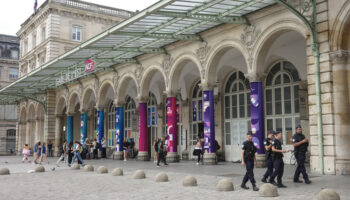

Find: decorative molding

[134,64,144,86]
[330,50,350,64]
[245,72,266,82]
[162,54,174,77]
[196,42,211,67]
[241,25,261,68]
[113,71,119,92]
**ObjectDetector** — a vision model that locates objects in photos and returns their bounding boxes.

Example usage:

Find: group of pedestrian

[154,137,168,167]
[55,140,85,167]
[23,141,49,165]
[240,125,311,192]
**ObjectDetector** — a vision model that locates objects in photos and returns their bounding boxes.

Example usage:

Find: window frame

[72,26,82,42]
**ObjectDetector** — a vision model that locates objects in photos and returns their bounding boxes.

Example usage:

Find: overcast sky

[0,0,159,36]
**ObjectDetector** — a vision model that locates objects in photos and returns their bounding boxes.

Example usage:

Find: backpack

[96,142,100,149]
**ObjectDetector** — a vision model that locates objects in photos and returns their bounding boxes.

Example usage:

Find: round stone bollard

[97,166,108,174]
[35,166,45,173]
[155,172,168,182]
[259,183,279,197]
[112,168,123,176]
[182,176,197,187]
[133,170,146,179]
[317,189,340,200]
[216,179,234,191]
[83,165,94,172]
[0,168,10,175]
[71,163,80,170]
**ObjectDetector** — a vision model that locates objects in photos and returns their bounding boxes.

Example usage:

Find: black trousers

[157,152,167,165]
[93,149,98,159]
[263,158,274,179]
[294,153,309,181]
[102,148,106,158]
[242,159,256,185]
[270,158,284,184]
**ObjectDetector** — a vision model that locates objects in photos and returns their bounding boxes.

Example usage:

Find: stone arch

[252,19,308,74]
[19,106,27,123]
[330,0,350,51]
[27,103,36,120]
[139,65,167,100]
[116,72,139,104]
[205,39,249,86]
[97,80,115,108]
[67,92,80,114]
[81,87,96,111]
[55,95,67,115]
[168,52,202,93]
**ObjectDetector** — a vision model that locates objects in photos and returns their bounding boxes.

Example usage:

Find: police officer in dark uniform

[292,125,312,184]
[241,131,259,191]
[261,130,275,183]
[269,131,290,188]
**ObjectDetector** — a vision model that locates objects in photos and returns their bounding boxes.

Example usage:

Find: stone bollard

[317,189,340,200]
[71,163,80,170]
[155,172,168,182]
[133,170,146,179]
[97,166,108,174]
[259,183,279,197]
[216,179,234,191]
[182,176,197,187]
[83,165,94,172]
[35,166,45,173]
[0,168,10,175]
[112,168,123,176]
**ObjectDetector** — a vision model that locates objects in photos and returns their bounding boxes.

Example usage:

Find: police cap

[247,131,253,136]
[268,130,275,135]
[296,124,302,129]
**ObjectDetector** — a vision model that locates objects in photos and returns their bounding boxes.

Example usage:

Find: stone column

[331,50,350,175]
[35,118,40,142]
[25,120,31,146]
[246,73,266,167]
[166,96,179,162]
[96,108,104,151]
[114,101,124,160]
[80,112,87,144]
[137,100,149,161]
[67,115,73,144]
[17,122,23,155]
[54,115,62,156]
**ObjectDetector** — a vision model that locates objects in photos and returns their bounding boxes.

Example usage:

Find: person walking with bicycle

[292,125,311,184]
[261,130,275,183]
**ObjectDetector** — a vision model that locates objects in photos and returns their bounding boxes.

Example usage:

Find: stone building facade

[0,34,19,155]
[7,0,350,175]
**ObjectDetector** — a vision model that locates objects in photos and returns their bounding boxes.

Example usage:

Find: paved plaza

[0,156,348,200]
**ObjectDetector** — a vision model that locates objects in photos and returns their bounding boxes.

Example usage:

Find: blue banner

[80,113,87,144]
[203,90,215,153]
[115,107,124,152]
[250,82,265,154]
[67,116,73,144]
[97,110,104,151]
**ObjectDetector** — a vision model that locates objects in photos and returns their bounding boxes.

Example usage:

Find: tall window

[224,71,251,146]
[9,68,18,79]
[107,102,115,147]
[41,27,46,42]
[24,39,28,54]
[72,26,82,41]
[191,81,202,145]
[11,49,18,59]
[148,92,157,146]
[32,34,36,49]
[124,96,135,139]
[265,61,300,145]
[176,94,184,146]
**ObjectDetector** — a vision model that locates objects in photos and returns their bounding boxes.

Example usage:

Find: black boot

[252,184,259,191]
[269,179,277,186]
[241,183,249,190]
[305,180,312,184]
[261,177,267,183]
[277,183,287,188]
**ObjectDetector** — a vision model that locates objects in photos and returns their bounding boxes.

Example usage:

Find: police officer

[269,131,290,188]
[292,125,312,184]
[241,131,259,191]
[261,130,275,183]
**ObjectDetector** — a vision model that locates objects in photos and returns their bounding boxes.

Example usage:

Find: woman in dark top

[123,138,129,161]
[47,140,53,157]
[67,142,73,165]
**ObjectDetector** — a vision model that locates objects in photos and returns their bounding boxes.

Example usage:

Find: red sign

[85,60,95,72]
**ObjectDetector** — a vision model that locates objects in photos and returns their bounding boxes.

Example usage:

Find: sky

[0,0,159,36]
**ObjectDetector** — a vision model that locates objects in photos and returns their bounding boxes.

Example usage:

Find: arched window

[265,61,300,144]
[107,102,115,147]
[191,80,203,145]
[124,96,136,139]
[223,71,251,161]
[176,93,184,147]
[148,92,157,147]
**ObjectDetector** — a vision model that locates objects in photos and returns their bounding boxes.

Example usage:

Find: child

[22,144,31,163]
[39,142,49,164]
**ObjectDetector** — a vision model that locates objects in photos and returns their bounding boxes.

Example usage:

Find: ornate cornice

[330,50,350,64]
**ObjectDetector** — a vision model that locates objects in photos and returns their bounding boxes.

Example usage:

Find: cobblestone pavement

[0,156,349,200]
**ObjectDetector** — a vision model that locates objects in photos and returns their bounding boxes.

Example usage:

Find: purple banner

[139,103,147,152]
[198,100,202,121]
[167,97,177,153]
[250,82,265,154]
[203,90,215,153]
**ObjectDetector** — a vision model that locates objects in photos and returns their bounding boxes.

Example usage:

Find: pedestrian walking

[123,138,129,161]
[269,131,290,188]
[69,141,85,167]
[240,131,259,191]
[193,137,203,165]
[56,140,67,167]
[22,144,31,163]
[39,142,49,165]
[67,142,73,164]
[101,137,107,159]
[47,140,53,157]
[32,141,41,164]
[157,137,168,167]
[92,139,99,159]
[262,130,275,183]
[153,138,159,163]
[292,125,312,184]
